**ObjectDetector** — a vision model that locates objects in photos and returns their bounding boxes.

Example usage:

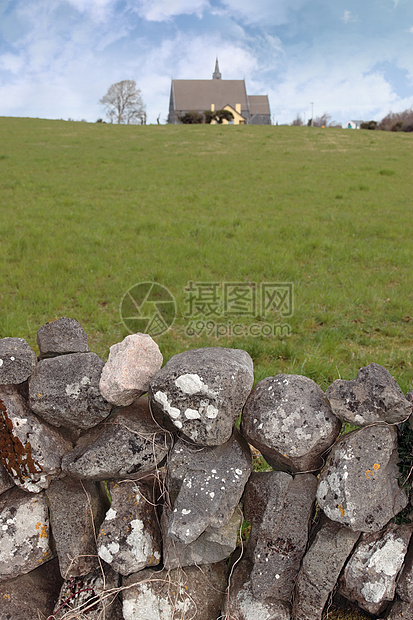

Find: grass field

[0,117,411,393]
[0,118,411,617]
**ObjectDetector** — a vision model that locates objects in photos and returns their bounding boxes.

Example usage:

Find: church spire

[212,57,222,80]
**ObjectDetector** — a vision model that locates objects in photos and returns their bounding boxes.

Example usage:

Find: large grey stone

[53,564,122,619]
[0,388,72,493]
[36,317,89,358]
[243,470,317,602]
[223,559,291,620]
[317,425,408,531]
[122,561,228,620]
[162,504,242,570]
[28,352,112,430]
[46,478,107,579]
[165,430,252,545]
[326,363,411,426]
[0,558,63,620]
[0,487,53,582]
[61,396,171,480]
[241,374,341,473]
[292,516,360,620]
[149,346,254,445]
[0,337,36,385]
[99,333,163,406]
[97,480,161,576]
[338,522,413,615]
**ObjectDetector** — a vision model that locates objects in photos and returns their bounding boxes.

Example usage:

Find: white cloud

[0,53,25,74]
[133,0,210,22]
[341,10,358,24]
[220,0,306,26]
[65,0,116,20]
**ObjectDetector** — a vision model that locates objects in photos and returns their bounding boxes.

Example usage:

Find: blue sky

[0,0,412,125]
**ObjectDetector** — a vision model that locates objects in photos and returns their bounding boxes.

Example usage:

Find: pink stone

[99,334,163,406]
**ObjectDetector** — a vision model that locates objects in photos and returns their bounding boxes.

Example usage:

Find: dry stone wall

[0,317,412,620]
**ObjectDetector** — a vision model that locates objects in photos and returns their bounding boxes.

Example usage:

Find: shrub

[203,109,234,124]
[379,108,413,132]
[360,121,377,130]
[204,110,215,124]
[179,111,204,124]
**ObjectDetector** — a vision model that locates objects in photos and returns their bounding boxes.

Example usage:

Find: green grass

[1,118,410,618]
[0,118,412,397]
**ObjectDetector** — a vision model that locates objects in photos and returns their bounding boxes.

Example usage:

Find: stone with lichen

[162,503,243,569]
[0,487,54,581]
[0,387,72,493]
[164,429,252,547]
[0,337,36,385]
[149,346,254,446]
[326,363,411,426]
[97,480,161,576]
[28,352,112,430]
[223,559,291,620]
[241,374,341,474]
[122,561,228,620]
[338,521,413,615]
[317,425,408,532]
[61,396,171,480]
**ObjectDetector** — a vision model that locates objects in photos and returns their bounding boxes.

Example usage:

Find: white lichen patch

[205,405,219,419]
[123,582,192,620]
[154,391,181,419]
[367,535,407,576]
[184,408,200,420]
[238,582,284,620]
[98,541,120,564]
[127,519,158,567]
[175,373,214,397]
[361,579,387,604]
[105,508,117,521]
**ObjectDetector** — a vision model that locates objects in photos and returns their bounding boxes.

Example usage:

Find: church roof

[249,95,271,116]
[171,79,249,113]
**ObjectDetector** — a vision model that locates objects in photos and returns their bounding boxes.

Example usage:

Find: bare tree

[312,113,331,127]
[291,114,303,126]
[100,80,146,124]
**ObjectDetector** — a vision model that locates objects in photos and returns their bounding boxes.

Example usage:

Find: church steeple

[212,57,222,80]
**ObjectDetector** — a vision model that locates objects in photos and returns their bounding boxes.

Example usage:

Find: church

[167,60,271,125]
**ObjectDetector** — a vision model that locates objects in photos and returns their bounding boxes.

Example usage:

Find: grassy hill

[0,117,412,393]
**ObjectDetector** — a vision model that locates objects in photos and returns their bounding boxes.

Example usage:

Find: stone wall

[0,317,412,620]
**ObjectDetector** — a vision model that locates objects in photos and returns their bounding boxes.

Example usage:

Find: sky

[0,0,412,125]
